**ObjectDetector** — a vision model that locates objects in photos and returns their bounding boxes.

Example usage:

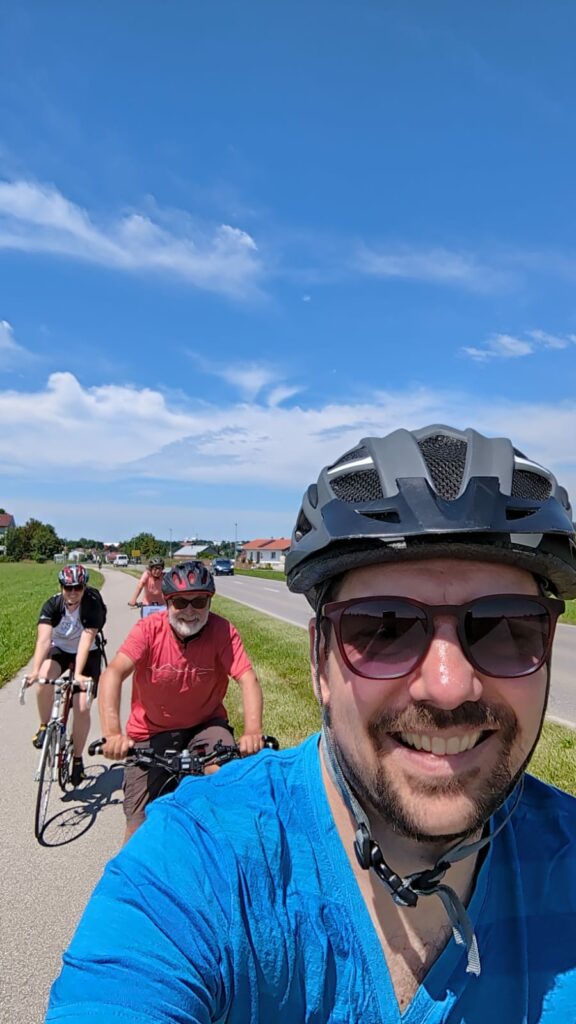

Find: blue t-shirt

[46,734,576,1023]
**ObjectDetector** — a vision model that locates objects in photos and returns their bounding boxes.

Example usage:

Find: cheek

[496,669,548,739]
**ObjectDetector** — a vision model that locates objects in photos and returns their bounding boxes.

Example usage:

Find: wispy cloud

[187,353,303,405]
[0,179,263,298]
[0,319,34,368]
[463,329,576,362]
[354,244,508,292]
[1,373,574,504]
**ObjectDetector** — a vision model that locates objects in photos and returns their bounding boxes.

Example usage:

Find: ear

[308,619,330,708]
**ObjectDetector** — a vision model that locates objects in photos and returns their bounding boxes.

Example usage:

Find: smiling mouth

[392,730,494,755]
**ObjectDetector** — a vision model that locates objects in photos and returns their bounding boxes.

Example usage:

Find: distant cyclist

[98,560,265,843]
[128,556,166,617]
[27,564,107,786]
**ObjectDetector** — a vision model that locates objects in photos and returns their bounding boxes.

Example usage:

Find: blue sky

[1,0,575,542]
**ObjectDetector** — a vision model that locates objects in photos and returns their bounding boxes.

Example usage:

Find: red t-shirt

[120,611,253,740]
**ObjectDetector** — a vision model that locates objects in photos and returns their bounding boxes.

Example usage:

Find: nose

[407,618,484,709]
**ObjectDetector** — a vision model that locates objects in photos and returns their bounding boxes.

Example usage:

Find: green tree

[125,532,161,560]
[5,518,62,560]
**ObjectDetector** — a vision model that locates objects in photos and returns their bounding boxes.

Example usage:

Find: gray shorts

[123,719,234,828]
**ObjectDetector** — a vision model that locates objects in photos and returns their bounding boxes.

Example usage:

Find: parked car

[115,554,129,567]
[212,558,234,576]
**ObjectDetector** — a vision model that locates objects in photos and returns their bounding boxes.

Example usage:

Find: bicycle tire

[34,725,58,841]
[58,727,73,791]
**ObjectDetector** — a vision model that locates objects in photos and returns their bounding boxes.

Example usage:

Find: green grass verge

[213,593,575,796]
[561,598,576,625]
[0,563,104,687]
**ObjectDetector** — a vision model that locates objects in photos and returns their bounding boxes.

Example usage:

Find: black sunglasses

[62,584,84,592]
[321,594,565,680]
[168,595,211,611]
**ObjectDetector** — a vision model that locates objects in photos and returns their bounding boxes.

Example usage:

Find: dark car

[212,558,235,576]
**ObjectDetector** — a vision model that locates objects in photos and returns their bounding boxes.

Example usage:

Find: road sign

[131,549,141,558]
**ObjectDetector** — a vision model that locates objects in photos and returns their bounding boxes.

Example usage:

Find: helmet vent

[417,435,467,500]
[331,445,368,469]
[331,469,384,503]
[361,510,401,524]
[511,470,551,502]
[295,509,313,540]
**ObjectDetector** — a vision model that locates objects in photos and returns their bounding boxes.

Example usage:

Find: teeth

[399,731,482,755]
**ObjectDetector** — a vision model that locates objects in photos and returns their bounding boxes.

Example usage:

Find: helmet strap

[319,711,524,978]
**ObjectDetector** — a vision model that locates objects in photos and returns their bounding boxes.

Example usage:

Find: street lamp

[234,522,238,554]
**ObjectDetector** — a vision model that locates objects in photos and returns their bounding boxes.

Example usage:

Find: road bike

[88,735,279,795]
[20,672,95,842]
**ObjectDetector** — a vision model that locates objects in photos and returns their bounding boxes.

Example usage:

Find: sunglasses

[168,595,211,611]
[62,584,84,592]
[321,594,565,680]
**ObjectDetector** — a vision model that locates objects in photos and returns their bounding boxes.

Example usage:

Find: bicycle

[88,735,279,796]
[128,601,165,619]
[20,672,95,841]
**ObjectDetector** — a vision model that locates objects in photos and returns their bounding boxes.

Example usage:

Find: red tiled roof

[0,513,14,528]
[242,537,291,551]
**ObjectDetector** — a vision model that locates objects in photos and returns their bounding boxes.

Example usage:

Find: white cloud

[462,329,576,362]
[0,179,262,298]
[186,353,303,405]
[0,319,34,368]
[1,373,575,505]
[355,245,507,291]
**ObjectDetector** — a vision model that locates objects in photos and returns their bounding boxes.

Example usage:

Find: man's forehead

[337,557,538,600]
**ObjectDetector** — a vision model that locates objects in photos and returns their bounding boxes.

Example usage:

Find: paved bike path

[0,567,139,1024]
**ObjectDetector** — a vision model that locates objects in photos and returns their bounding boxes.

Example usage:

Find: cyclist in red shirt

[98,560,265,843]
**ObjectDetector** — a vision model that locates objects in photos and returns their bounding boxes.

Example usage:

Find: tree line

[2,522,235,562]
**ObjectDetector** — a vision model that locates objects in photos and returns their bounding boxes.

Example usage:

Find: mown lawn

[0,562,104,687]
[561,598,576,625]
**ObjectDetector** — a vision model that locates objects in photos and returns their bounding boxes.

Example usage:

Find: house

[0,512,15,556]
[240,538,291,570]
[173,543,209,559]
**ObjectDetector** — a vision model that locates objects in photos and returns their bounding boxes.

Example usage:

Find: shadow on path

[38,764,124,848]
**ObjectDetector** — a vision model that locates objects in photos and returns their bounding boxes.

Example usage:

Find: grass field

[1,564,573,795]
[0,563,104,687]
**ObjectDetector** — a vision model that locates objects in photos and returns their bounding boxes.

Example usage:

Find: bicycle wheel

[58,727,73,791]
[34,725,58,840]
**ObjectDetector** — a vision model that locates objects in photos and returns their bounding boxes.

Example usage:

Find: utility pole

[234,522,238,556]
[169,528,172,562]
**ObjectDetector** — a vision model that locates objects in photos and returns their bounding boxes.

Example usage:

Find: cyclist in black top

[27,564,107,786]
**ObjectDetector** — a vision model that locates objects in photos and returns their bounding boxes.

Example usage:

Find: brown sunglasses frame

[321,593,565,680]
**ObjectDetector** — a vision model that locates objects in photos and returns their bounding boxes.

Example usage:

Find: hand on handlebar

[238,732,265,756]
[102,733,134,760]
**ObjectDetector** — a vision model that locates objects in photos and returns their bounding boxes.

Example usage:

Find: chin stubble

[327,698,541,844]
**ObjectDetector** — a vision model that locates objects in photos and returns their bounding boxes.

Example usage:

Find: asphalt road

[1,568,574,1023]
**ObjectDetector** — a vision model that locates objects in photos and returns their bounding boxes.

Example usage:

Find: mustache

[368,700,516,738]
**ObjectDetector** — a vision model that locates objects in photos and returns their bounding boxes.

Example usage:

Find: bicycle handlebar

[20,675,94,706]
[88,735,279,774]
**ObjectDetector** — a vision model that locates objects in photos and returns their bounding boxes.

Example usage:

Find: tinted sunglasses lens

[63,585,82,592]
[464,597,551,677]
[338,600,429,678]
[171,595,209,610]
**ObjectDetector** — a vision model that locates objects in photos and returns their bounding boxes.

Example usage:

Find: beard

[325,695,544,845]
[168,610,208,639]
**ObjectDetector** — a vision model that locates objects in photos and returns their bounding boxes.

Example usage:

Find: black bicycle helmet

[162,560,215,597]
[286,424,576,606]
[148,556,165,569]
